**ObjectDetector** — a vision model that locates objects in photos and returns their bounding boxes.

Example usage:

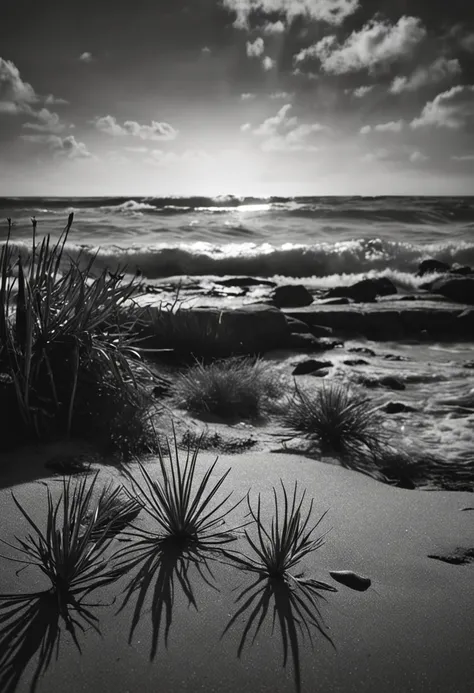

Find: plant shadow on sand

[222,573,336,693]
[116,537,224,660]
[0,588,106,693]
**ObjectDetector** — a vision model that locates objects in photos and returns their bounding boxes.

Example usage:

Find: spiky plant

[83,483,143,541]
[173,356,280,420]
[121,431,243,545]
[229,481,335,590]
[282,382,386,462]
[0,474,126,601]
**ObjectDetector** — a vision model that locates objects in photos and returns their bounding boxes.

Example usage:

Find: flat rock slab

[284,300,471,340]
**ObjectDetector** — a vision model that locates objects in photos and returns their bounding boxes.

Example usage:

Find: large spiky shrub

[0,214,154,451]
[0,474,129,600]
[282,382,386,463]
[120,431,242,546]
[173,356,280,420]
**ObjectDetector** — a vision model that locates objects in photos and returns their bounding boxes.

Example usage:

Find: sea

[1,194,474,483]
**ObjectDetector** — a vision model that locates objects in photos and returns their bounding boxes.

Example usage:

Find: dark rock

[292,360,333,375]
[344,359,369,366]
[449,264,473,276]
[312,369,330,378]
[272,285,313,308]
[463,360,474,369]
[383,354,409,362]
[380,376,406,391]
[417,259,450,277]
[325,277,397,303]
[310,324,334,338]
[216,277,277,288]
[382,401,417,414]
[288,334,343,351]
[286,316,313,334]
[429,277,474,305]
[428,548,474,565]
[329,570,371,592]
[455,309,474,337]
[348,347,376,357]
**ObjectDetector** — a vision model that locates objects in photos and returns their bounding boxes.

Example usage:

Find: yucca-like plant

[121,431,243,545]
[83,483,143,541]
[229,482,335,590]
[173,356,280,420]
[0,474,127,600]
[283,382,386,462]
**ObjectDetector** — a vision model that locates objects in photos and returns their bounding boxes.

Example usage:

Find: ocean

[1,195,473,483]
[1,196,474,292]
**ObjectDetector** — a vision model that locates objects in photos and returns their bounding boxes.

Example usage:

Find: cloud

[411,85,474,129]
[352,85,374,98]
[94,115,178,140]
[244,103,324,151]
[21,134,92,159]
[390,57,461,93]
[452,154,474,161]
[241,93,257,100]
[0,57,38,111]
[262,56,275,70]
[361,148,391,162]
[270,91,294,99]
[45,94,69,106]
[360,120,404,134]
[410,151,429,163]
[146,149,213,167]
[295,16,426,74]
[262,20,285,34]
[22,108,67,133]
[79,52,93,63]
[460,34,474,53]
[247,37,265,58]
[201,46,212,54]
[222,0,360,29]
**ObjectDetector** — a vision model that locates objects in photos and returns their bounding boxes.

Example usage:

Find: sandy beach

[1,447,473,693]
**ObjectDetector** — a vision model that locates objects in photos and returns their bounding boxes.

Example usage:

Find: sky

[1,0,473,197]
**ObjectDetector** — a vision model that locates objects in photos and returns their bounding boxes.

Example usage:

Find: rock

[416,259,451,277]
[329,570,371,592]
[288,334,343,351]
[325,278,397,303]
[310,324,334,338]
[285,316,313,334]
[429,277,474,305]
[455,309,474,337]
[383,354,409,362]
[312,369,330,378]
[344,359,369,366]
[141,304,291,356]
[292,360,333,375]
[382,401,417,414]
[216,277,277,288]
[348,347,376,357]
[380,376,406,391]
[449,264,473,276]
[428,548,474,565]
[272,285,313,308]
[463,361,474,369]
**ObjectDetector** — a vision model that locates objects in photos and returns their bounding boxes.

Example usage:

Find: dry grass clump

[283,382,386,463]
[0,214,154,453]
[172,357,280,420]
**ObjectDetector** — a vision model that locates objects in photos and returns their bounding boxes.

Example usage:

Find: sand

[1,449,473,693]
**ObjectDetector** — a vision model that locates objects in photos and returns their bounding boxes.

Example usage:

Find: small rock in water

[329,570,372,591]
[380,376,406,391]
[382,401,417,414]
[428,548,474,565]
[461,507,474,512]
[348,347,376,357]
[292,360,332,375]
[383,353,409,362]
[344,359,369,366]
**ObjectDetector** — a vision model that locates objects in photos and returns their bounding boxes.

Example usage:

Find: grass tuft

[0,474,127,599]
[282,382,386,462]
[173,356,280,420]
[120,430,243,545]
[229,481,335,590]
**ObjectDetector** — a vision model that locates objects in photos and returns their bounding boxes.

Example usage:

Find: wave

[61,237,474,280]
[2,195,474,226]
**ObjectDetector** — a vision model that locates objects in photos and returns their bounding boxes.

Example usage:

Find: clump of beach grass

[120,430,243,547]
[229,481,335,591]
[0,473,129,601]
[282,382,387,464]
[173,356,281,420]
[0,214,155,453]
